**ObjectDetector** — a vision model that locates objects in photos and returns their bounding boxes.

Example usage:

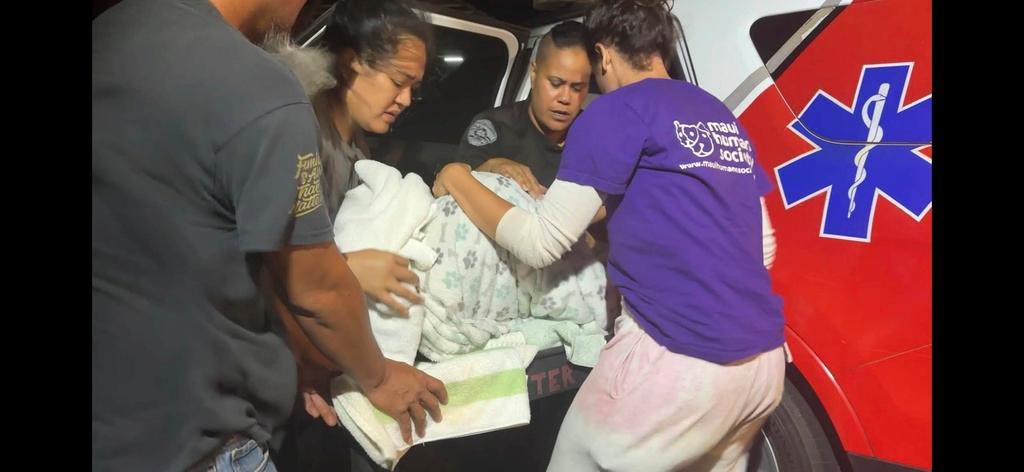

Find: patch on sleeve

[292,152,324,217]
[466,119,498,147]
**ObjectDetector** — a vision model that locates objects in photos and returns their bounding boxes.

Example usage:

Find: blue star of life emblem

[775,63,931,242]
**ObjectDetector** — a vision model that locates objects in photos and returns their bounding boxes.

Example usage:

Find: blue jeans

[200,437,277,472]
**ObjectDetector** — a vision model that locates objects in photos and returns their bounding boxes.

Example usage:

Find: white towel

[334,160,437,365]
[332,346,537,470]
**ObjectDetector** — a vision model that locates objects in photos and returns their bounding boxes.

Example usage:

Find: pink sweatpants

[547,308,785,472]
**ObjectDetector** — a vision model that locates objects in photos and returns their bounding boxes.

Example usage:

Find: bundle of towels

[329,160,607,469]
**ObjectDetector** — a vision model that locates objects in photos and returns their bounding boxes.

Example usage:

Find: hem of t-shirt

[628,306,786,365]
[556,169,626,195]
[244,423,272,448]
[240,226,334,253]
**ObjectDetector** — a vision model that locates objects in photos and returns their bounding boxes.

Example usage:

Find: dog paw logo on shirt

[674,121,715,157]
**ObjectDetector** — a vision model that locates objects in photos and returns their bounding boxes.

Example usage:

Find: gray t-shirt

[92,1,334,470]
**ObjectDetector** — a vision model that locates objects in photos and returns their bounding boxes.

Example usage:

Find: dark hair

[583,0,680,71]
[536,20,586,65]
[323,0,434,68]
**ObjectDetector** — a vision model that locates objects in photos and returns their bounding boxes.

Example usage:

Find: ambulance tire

[748,377,842,472]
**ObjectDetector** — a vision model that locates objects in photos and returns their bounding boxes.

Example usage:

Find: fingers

[310,391,338,427]
[390,283,424,307]
[504,167,532,193]
[397,411,413,444]
[303,392,319,418]
[393,265,421,287]
[499,165,544,198]
[422,372,448,405]
[519,169,544,198]
[432,180,449,198]
[377,292,410,316]
[419,391,443,422]
[409,402,427,439]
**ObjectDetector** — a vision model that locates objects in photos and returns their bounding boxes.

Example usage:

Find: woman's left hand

[432,162,472,198]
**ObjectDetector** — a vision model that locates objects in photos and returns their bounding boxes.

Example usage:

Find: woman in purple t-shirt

[433,0,786,469]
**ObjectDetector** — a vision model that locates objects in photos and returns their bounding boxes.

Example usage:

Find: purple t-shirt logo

[675,120,755,173]
[674,121,715,157]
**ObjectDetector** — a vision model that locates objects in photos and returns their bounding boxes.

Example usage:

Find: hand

[432,162,472,198]
[302,390,339,427]
[297,361,340,427]
[363,359,449,444]
[344,249,423,315]
[478,157,546,198]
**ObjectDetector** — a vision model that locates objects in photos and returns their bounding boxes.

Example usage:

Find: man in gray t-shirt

[93,1,446,470]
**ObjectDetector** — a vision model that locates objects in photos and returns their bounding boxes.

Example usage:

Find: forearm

[761,196,777,269]
[494,180,603,269]
[266,245,387,389]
